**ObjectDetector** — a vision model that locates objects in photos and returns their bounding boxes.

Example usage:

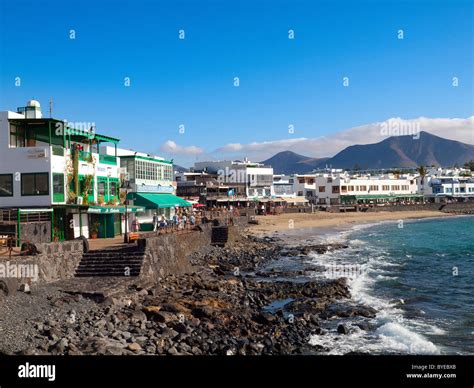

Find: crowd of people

[151,210,197,232]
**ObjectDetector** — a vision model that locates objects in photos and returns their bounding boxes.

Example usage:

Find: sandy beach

[246,210,453,236]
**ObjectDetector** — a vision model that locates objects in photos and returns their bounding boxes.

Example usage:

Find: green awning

[127,193,192,208]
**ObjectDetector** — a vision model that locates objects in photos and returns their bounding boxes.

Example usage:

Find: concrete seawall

[8,223,240,284]
[0,240,83,283]
[139,223,240,282]
[138,225,211,282]
[441,202,474,214]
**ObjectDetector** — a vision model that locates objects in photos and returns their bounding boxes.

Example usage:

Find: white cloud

[161,116,473,165]
[160,140,204,156]
[210,116,474,161]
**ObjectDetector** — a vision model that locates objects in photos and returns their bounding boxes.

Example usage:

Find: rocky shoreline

[0,235,377,355]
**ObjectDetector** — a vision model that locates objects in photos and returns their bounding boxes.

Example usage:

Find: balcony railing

[52,145,64,156]
[99,154,117,165]
[78,150,92,162]
[76,151,116,165]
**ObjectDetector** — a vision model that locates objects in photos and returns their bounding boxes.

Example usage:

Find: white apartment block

[292,174,317,204]
[314,172,420,205]
[273,175,296,197]
[194,159,274,198]
[418,168,474,200]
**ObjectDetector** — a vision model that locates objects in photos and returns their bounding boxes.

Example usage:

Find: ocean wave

[375,275,399,281]
[308,321,440,355]
[376,322,440,354]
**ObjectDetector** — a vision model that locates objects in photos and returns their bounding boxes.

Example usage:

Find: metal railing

[99,154,117,165]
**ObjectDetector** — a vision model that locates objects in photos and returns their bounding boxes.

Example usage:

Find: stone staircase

[75,246,146,277]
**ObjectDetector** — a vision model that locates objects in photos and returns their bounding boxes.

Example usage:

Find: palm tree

[417,165,428,186]
[463,160,474,171]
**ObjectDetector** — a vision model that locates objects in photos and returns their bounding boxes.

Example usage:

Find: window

[382,185,390,191]
[163,164,173,181]
[109,181,118,197]
[9,124,25,148]
[21,173,49,196]
[332,186,340,194]
[98,181,106,196]
[391,185,400,191]
[360,185,367,191]
[340,186,347,193]
[0,174,13,196]
[319,186,326,192]
[52,173,65,202]
[369,185,379,191]
[134,159,173,182]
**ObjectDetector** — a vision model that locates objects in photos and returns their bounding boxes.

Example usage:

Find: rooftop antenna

[49,98,53,118]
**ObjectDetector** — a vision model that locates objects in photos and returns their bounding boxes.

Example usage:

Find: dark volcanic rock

[337,324,349,334]
[0,234,373,356]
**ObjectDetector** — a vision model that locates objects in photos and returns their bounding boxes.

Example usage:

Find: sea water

[307,215,474,355]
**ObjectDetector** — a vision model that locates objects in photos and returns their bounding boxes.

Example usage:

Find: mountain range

[261,132,474,174]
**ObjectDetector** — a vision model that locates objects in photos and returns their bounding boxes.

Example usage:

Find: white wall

[0,111,53,207]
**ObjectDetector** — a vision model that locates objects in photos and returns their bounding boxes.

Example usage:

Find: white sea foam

[375,275,398,281]
[376,323,440,354]
[307,222,442,355]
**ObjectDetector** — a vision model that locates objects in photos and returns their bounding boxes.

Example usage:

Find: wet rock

[355,322,374,331]
[337,324,349,334]
[252,312,275,325]
[321,304,376,319]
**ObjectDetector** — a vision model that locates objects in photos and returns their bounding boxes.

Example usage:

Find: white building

[102,147,190,225]
[292,174,317,204]
[194,159,274,199]
[0,100,138,242]
[273,175,296,197]
[418,168,474,200]
[314,172,420,205]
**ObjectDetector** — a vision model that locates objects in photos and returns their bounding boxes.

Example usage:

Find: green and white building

[101,147,191,229]
[0,100,144,244]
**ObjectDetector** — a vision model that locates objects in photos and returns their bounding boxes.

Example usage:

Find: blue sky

[0,0,472,166]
